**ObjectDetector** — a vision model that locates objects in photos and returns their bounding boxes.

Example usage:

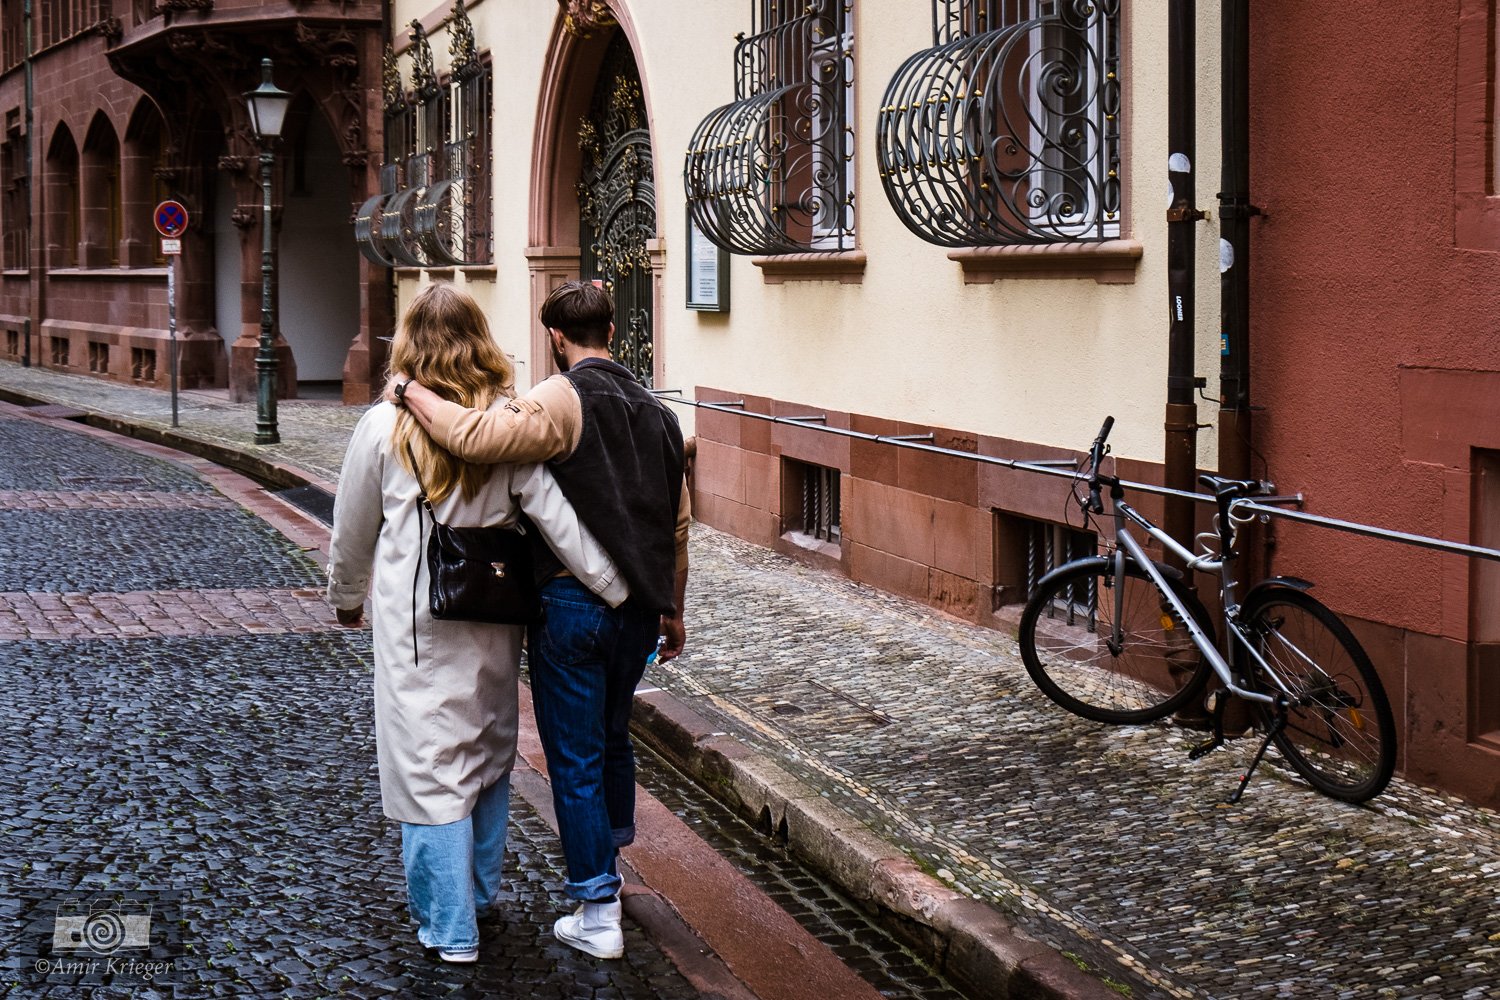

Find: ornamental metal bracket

[408,20,441,103]
[381,45,405,117]
[449,1,482,81]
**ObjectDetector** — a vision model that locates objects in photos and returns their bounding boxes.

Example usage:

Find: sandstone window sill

[752,250,867,285]
[46,267,170,279]
[948,240,1143,285]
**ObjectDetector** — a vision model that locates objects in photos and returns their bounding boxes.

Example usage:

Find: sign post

[154,201,188,428]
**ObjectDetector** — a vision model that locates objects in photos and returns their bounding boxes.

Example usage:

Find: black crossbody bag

[407,443,541,626]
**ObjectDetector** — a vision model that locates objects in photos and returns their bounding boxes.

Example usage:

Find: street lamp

[244,58,291,445]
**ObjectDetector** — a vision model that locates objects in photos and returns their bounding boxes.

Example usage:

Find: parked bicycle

[1017,417,1396,804]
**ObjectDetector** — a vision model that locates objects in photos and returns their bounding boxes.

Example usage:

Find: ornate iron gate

[578,35,656,385]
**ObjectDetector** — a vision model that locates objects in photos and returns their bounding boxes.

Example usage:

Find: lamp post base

[255,360,279,445]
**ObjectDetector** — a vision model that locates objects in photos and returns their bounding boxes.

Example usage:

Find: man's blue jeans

[400,776,510,951]
[528,576,659,902]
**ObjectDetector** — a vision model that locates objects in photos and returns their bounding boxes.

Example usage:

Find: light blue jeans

[528,577,659,902]
[400,776,510,951]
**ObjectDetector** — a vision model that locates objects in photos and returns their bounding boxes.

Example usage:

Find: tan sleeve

[426,375,582,463]
[675,476,691,573]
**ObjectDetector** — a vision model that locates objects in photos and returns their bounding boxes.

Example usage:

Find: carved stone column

[173,170,229,389]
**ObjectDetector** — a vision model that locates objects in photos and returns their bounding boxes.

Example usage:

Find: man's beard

[551,343,570,372]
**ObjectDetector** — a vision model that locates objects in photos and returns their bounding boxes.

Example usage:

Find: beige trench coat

[326,401,624,825]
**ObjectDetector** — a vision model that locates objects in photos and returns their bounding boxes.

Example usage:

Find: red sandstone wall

[1250,1,1500,801]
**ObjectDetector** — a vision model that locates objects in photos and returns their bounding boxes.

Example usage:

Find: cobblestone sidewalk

[652,528,1500,1000]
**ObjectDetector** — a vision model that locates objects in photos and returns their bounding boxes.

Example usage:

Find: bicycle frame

[1103,497,1279,707]
[1048,417,1393,804]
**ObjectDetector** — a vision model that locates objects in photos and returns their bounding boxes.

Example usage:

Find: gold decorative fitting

[559,0,617,38]
[449,1,481,81]
[381,46,404,115]
[409,20,440,102]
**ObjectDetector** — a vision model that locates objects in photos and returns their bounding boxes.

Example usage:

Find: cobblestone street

[0,410,706,998]
[5,363,1500,1000]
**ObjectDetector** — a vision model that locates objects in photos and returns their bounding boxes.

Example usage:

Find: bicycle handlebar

[1085,416,1115,513]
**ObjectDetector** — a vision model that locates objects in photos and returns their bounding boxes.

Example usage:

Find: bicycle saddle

[1198,474,1262,496]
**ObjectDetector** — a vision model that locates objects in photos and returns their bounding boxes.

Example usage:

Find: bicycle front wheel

[1019,557,1214,724]
[1241,588,1396,803]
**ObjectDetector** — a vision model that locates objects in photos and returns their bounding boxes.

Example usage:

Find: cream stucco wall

[389,0,1226,467]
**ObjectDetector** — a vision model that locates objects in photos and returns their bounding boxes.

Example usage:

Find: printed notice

[689,219,720,308]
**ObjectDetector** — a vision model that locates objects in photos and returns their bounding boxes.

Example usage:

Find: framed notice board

[685,212,730,312]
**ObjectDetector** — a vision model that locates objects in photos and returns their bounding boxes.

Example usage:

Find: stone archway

[527,2,665,389]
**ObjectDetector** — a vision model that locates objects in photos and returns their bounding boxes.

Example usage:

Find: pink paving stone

[0,589,343,640]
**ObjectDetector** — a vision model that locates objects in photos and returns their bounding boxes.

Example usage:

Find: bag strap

[405,441,426,670]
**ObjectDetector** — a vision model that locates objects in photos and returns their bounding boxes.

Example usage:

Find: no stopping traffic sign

[154,201,188,238]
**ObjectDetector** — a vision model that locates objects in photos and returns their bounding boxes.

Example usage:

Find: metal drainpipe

[23,0,36,368]
[1164,0,1205,568]
[1217,0,1253,481]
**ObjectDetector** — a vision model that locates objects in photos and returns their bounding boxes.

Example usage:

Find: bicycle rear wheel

[1019,557,1214,724]
[1241,588,1395,803]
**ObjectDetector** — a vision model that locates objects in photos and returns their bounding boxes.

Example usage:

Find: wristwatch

[393,379,414,405]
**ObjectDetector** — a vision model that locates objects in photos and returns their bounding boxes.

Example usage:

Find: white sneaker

[437,947,478,963]
[552,900,624,959]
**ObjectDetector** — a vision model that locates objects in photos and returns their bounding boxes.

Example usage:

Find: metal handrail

[1232,501,1500,563]
[654,390,1500,564]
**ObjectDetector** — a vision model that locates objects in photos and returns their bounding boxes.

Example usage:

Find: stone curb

[630,689,1120,1000]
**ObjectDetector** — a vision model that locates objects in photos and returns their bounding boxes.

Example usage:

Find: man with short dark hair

[392,280,688,960]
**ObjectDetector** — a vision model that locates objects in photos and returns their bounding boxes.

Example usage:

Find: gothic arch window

[124,100,170,266]
[45,125,80,268]
[1,109,27,270]
[82,113,122,266]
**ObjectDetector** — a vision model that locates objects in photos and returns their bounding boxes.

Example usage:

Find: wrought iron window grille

[1024,517,1094,600]
[684,0,856,256]
[877,0,1122,247]
[785,458,842,545]
[356,5,493,269]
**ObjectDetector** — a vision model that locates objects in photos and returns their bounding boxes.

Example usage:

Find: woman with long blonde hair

[326,284,623,963]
